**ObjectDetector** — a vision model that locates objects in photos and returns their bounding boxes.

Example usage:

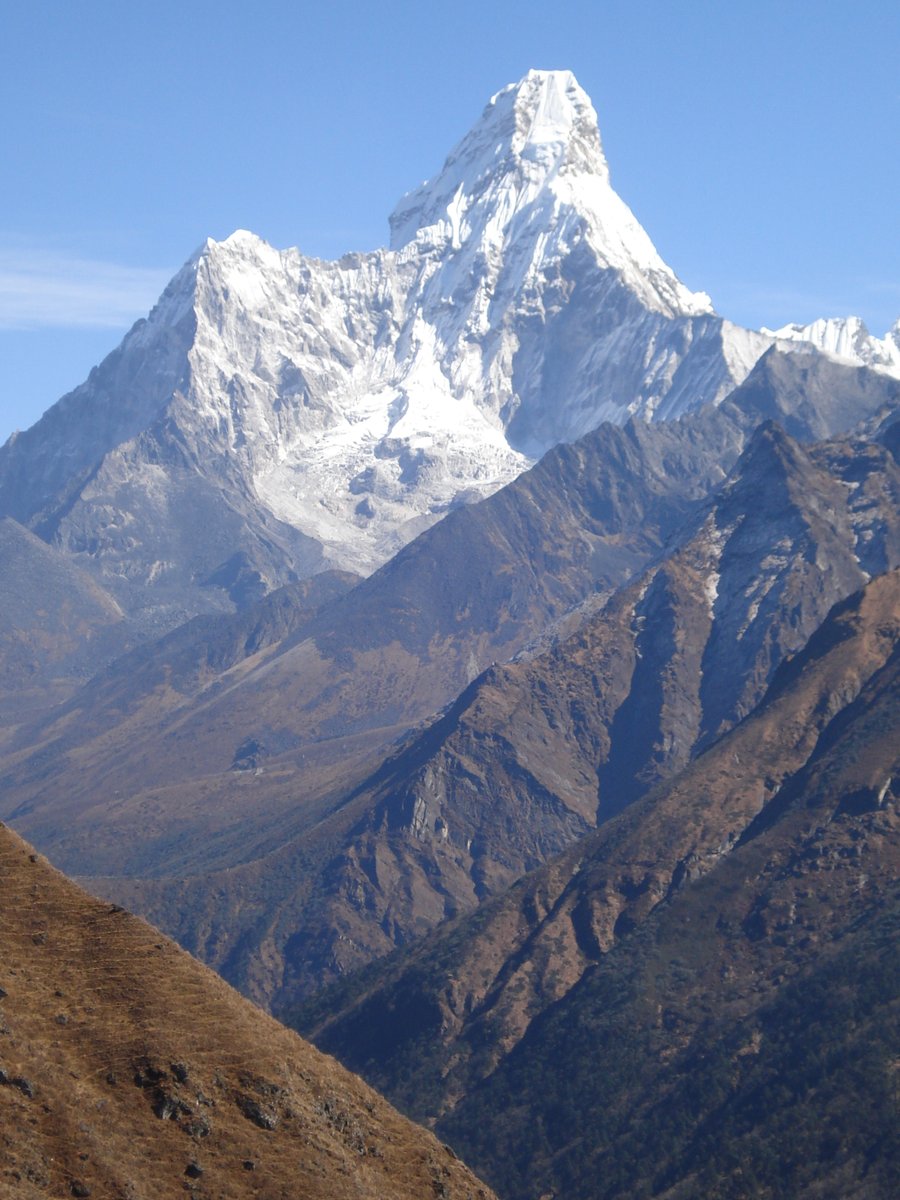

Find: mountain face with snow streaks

[0,70,777,617]
[1,67,900,1200]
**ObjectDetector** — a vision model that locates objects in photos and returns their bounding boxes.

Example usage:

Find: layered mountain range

[2,66,899,1200]
[3,349,898,1019]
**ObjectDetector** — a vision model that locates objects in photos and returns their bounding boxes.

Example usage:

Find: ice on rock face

[389,70,609,248]
[138,67,754,580]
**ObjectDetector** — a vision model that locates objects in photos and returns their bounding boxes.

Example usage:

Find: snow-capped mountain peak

[0,69,783,616]
[389,70,607,250]
[389,69,710,318]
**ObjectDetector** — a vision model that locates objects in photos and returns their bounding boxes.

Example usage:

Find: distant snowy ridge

[765,316,900,378]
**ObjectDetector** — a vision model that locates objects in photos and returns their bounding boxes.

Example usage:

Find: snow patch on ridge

[765,316,900,378]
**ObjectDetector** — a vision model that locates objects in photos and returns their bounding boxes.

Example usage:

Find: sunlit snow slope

[765,316,900,378]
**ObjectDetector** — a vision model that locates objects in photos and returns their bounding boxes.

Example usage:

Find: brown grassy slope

[0,823,495,1200]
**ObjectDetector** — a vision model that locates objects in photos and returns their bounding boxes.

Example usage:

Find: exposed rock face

[296,571,900,1200]
[4,355,892,1013]
[0,71,776,621]
[0,821,496,1200]
[230,414,897,1005]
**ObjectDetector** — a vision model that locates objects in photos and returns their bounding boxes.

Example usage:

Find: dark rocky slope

[297,570,900,1200]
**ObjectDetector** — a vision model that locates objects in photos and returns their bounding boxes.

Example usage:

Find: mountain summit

[391,69,711,317]
[0,71,784,616]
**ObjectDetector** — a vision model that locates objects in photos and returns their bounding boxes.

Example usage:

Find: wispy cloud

[721,283,850,320]
[859,280,900,304]
[0,247,173,331]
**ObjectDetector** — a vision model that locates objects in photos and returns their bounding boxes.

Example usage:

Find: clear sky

[2,0,899,442]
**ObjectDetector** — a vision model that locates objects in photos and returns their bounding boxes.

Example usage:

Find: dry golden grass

[0,822,495,1200]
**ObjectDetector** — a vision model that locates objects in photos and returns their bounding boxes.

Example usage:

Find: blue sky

[2,0,899,441]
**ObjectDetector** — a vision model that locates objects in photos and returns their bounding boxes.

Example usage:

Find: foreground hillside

[0,822,494,1200]
[298,571,900,1199]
